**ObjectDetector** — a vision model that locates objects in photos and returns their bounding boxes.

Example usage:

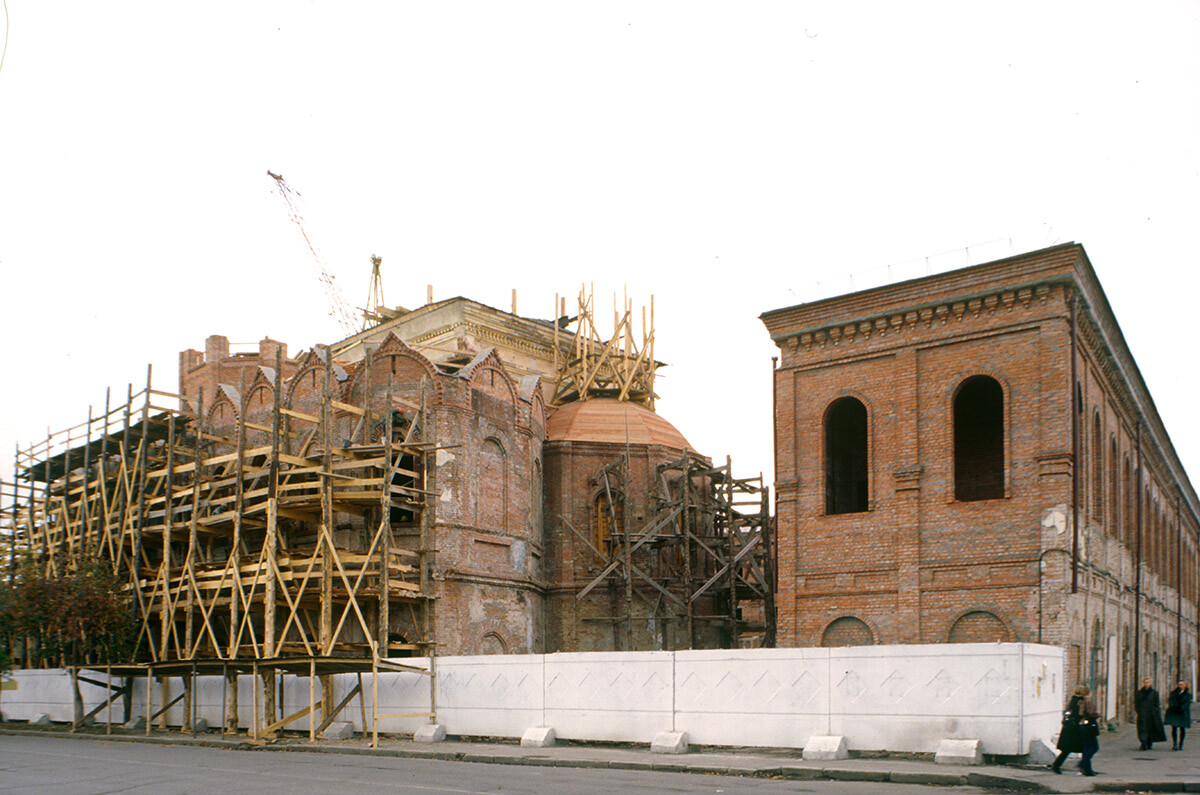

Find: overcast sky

[1,2,1198,495]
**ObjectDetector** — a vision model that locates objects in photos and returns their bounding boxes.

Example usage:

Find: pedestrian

[1051,685,1101,776]
[1136,678,1167,751]
[1165,680,1193,751]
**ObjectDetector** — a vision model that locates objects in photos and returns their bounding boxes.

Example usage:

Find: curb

[0,726,1053,791]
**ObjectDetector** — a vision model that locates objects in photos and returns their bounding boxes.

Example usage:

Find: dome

[545,398,694,451]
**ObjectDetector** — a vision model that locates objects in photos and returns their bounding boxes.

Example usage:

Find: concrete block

[124,716,145,731]
[1026,738,1057,765]
[802,735,848,761]
[413,723,446,743]
[779,766,824,780]
[890,772,968,786]
[30,714,51,726]
[520,726,557,747]
[966,772,1042,791]
[935,738,983,766]
[826,769,888,782]
[192,717,210,733]
[323,721,355,740]
[650,730,689,754]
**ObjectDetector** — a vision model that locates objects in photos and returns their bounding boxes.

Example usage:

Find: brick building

[176,295,767,657]
[761,243,1200,721]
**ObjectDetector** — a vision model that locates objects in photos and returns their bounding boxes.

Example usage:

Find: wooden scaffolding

[552,287,659,409]
[579,452,775,649]
[1,347,437,742]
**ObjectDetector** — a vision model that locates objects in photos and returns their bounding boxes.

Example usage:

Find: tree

[0,558,135,669]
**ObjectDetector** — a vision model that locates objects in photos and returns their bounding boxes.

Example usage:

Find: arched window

[1091,413,1104,522]
[820,616,875,647]
[824,397,868,515]
[533,459,544,542]
[594,491,624,549]
[1122,455,1132,547]
[948,611,1010,643]
[479,438,506,531]
[478,631,507,655]
[1109,437,1119,534]
[1089,619,1104,703]
[953,376,1005,501]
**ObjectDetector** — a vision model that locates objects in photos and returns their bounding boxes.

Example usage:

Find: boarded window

[820,616,875,647]
[953,376,1004,501]
[479,438,506,531]
[478,632,507,655]
[948,611,1010,643]
[825,397,868,515]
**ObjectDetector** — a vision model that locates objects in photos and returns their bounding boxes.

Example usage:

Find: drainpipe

[768,355,779,648]
[1134,422,1143,688]
[1070,296,1080,594]
[1178,494,1183,682]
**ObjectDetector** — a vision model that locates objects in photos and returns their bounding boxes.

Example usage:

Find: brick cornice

[775,283,1061,359]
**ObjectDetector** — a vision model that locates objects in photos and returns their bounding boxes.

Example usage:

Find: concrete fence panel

[5,643,1063,754]
[543,651,674,742]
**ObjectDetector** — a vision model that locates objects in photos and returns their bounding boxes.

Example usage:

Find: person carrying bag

[1051,685,1101,776]
[1166,681,1193,751]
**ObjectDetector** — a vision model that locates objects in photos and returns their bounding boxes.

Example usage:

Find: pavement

[2,721,1199,793]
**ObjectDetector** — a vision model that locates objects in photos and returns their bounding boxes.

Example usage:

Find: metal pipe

[1070,296,1080,593]
[1134,422,1143,686]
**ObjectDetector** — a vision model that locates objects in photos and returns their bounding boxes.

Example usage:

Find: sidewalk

[3,721,1199,792]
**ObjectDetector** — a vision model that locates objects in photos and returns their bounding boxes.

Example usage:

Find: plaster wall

[5,643,1061,754]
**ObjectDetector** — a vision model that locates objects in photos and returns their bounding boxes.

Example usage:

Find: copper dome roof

[545,398,694,451]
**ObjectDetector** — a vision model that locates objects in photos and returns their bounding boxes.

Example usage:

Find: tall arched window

[824,397,868,515]
[1122,455,1132,547]
[479,438,507,531]
[1091,413,1104,522]
[1109,437,1119,535]
[594,491,624,548]
[953,376,1005,501]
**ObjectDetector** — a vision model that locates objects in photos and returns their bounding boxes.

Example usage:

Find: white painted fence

[0,643,1062,755]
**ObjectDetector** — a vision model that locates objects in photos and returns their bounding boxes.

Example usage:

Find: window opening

[824,397,868,514]
[954,376,1005,501]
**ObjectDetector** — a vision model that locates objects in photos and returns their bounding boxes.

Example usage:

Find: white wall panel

[6,643,1062,755]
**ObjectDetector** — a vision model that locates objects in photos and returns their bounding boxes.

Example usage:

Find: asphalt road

[0,734,995,794]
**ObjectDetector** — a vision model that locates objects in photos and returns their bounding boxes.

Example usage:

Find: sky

[1,2,1198,495]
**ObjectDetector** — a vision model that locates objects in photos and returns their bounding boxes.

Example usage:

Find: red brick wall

[542,438,725,652]
[763,245,1200,718]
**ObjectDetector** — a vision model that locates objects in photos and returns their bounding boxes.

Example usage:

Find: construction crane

[361,254,392,330]
[267,170,359,337]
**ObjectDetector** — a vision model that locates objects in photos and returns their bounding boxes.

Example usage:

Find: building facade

[761,243,1200,721]
[170,296,766,658]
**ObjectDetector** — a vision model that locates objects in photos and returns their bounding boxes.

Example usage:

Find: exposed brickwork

[762,243,1200,722]
[542,435,724,652]
[181,331,544,657]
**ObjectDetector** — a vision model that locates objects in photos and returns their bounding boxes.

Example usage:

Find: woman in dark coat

[1052,685,1101,775]
[1136,678,1167,751]
[1165,681,1193,750]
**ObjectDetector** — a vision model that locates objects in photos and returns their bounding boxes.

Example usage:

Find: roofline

[760,242,1081,324]
[760,242,1200,531]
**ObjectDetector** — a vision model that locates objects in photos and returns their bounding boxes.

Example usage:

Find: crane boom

[268,171,359,337]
